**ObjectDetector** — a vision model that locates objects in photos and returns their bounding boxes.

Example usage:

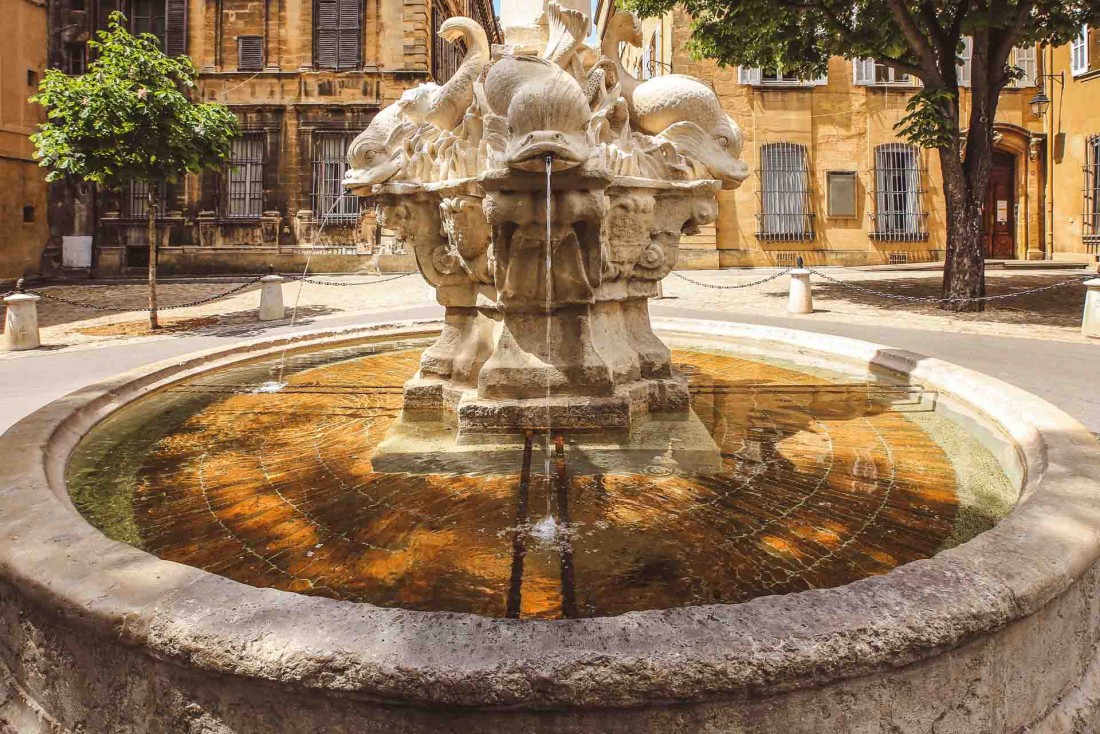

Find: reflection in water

[68,341,976,619]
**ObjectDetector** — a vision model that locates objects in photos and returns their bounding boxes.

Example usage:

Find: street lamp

[1030,72,1064,117]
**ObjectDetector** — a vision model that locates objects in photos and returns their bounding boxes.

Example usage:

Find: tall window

[312,132,360,223]
[130,0,166,45]
[432,0,463,82]
[100,0,187,56]
[853,58,917,86]
[225,134,265,219]
[1072,26,1089,75]
[757,143,813,241]
[958,40,1037,88]
[872,143,927,240]
[315,0,361,70]
[1071,26,1100,77]
[1086,135,1100,244]
[739,67,827,86]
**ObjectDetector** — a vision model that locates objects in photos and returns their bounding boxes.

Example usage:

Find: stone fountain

[344,0,748,467]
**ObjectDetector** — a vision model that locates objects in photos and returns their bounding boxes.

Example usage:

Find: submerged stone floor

[67,344,976,619]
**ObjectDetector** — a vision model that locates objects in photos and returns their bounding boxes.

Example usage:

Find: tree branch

[885,0,943,78]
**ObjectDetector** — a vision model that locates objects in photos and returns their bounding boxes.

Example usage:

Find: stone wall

[1046,42,1100,263]
[0,0,48,283]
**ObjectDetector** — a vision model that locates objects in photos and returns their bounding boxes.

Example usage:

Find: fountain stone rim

[1,318,1098,712]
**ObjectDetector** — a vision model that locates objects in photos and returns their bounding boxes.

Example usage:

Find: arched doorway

[982,150,1016,259]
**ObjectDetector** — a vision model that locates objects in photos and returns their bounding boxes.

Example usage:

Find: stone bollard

[258,272,286,321]
[3,284,42,351]
[787,268,814,314]
[1081,278,1100,338]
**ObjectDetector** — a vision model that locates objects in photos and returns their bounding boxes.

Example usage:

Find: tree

[31,13,240,328]
[626,0,1100,310]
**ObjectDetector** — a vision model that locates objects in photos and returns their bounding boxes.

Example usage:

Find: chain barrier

[24,276,265,313]
[807,268,1093,304]
[12,271,415,313]
[281,272,415,287]
[670,268,792,290]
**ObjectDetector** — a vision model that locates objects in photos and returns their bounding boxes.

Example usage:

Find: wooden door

[983,153,1016,259]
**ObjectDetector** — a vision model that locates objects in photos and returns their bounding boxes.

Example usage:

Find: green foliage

[30,13,240,189]
[895,87,958,150]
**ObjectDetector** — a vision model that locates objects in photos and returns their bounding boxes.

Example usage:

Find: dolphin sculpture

[601,11,749,189]
[343,16,490,191]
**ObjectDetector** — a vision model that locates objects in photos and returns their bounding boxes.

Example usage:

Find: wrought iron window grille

[225,133,265,220]
[311,131,361,224]
[1085,134,1100,245]
[755,142,815,242]
[870,143,929,242]
[122,180,172,221]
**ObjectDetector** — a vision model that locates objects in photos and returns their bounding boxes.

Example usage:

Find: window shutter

[1072,26,1088,76]
[316,0,339,68]
[237,35,264,71]
[164,0,187,57]
[957,36,972,87]
[853,58,875,85]
[1011,46,1037,87]
[738,67,762,86]
[337,0,361,70]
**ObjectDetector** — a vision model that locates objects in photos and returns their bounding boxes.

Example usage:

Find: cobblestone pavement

[1,267,1097,354]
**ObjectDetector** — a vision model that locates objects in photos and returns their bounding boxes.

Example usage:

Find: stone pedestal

[375,173,717,435]
[258,274,286,321]
[787,268,814,314]
[371,410,723,476]
[1081,278,1100,338]
[3,293,41,351]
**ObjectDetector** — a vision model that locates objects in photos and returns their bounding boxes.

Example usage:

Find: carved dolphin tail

[543,0,590,67]
[426,17,490,131]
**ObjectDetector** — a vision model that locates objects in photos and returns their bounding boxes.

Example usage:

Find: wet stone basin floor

[66,338,1006,620]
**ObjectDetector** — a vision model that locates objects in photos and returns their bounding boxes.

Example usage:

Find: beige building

[46,0,499,275]
[596,3,1099,268]
[0,0,48,282]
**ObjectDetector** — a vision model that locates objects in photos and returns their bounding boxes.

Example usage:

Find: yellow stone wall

[1043,41,1100,262]
[0,0,48,281]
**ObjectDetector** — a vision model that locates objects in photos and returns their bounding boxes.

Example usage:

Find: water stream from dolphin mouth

[543,157,555,530]
[265,192,351,391]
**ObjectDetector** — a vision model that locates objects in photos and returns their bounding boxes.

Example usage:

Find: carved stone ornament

[345,0,747,436]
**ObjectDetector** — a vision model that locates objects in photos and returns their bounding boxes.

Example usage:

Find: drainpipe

[1045,43,1055,260]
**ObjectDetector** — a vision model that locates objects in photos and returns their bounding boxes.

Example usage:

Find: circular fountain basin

[1,318,1099,733]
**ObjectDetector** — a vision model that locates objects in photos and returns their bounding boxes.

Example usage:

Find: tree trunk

[147,183,159,329]
[939,149,986,312]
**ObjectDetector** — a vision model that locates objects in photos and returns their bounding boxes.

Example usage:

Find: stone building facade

[596,3,1100,268]
[0,0,48,283]
[45,0,499,276]
[1045,29,1100,263]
